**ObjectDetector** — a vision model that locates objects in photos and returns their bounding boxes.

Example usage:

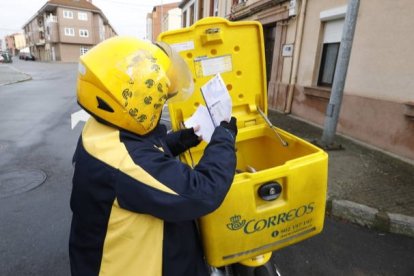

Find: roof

[22,0,114,30]
[46,0,101,12]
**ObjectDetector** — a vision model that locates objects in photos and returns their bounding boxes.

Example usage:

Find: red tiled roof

[46,0,101,12]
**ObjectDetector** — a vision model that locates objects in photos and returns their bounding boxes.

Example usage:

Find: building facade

[178,0,291,94]
[14,34,27,52]
[4,35,16,55]
[162,8,182,35]
[289,0,414,162]
[3,33,26,56]
[22,0,117,62]
[179,0,232,27]
[177,0,414,162]
[146,2,181,41]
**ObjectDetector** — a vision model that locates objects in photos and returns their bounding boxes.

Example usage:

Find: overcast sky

[0,0,180,41]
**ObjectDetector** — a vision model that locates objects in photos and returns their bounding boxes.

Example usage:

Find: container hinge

[201,28,223,45]
[244,119,257,127]
[205,28,220,34]
[257,107,289,147]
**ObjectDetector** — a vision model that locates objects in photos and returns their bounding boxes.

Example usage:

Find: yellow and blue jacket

[69,118,236,276]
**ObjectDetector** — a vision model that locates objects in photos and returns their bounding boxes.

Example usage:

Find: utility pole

[320,0,360,149]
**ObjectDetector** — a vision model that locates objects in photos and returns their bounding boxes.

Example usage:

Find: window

[198,0,204,20]
[78,12,88,21]
[98,16,105,41]
[46,26,50,40]
[318,43,340,86]
[79,29,89,37]
[213,0,219,16]
[318,18,344,87]
[182,0,195,27]
[263,25,276,85]
[64,27,75,36]
[189,4,194,25]
[182,10,187,27]
[80,46,89,55]
[63,10,73,19]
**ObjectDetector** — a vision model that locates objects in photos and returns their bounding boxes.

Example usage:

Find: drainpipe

[284,0,307,113]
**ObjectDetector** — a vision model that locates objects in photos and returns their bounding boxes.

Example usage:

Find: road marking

[71,109,90,129]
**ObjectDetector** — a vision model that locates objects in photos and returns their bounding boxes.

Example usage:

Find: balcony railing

[46,15,58,24]
[36,39,46,46]
[231,1,247,13]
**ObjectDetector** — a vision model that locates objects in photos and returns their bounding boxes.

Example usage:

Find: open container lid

[158,17,268,131]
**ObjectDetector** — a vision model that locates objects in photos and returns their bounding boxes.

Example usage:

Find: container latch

[258,181,282,201]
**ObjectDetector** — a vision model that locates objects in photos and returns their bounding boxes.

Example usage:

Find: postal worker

[69,36,237,276]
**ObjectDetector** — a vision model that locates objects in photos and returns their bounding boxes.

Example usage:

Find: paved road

[0,59,413,276]
[0,60,80,275]
[274,218,414,275]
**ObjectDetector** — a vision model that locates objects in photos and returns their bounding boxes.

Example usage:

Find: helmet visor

[155,41,194,102]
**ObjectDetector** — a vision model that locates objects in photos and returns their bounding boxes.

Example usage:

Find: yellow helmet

[77,36,193,135]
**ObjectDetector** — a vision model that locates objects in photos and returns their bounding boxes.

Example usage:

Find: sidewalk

[268,110,414,238]
[0,63,31,86]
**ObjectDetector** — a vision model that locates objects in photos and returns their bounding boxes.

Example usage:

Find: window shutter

[323,19,344,43]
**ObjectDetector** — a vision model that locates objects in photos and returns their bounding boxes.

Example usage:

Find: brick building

[146,2,181,41]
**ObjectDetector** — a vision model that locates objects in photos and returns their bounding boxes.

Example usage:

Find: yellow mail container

[158,17,328,267]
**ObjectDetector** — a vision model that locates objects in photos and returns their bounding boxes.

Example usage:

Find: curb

[0,65,32,86]
[327,198,414,238]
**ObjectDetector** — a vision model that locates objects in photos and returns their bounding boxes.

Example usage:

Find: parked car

[0,52,12,63]
[19,52,35,61]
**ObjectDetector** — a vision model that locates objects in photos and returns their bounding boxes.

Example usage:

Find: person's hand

[180,127,201,149]
[220,117,237,136]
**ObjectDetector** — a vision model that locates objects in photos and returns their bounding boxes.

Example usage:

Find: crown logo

[227,215,246,231]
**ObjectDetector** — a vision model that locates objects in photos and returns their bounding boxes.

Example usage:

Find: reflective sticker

[170,41,195,52]
[194,55,232,77]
